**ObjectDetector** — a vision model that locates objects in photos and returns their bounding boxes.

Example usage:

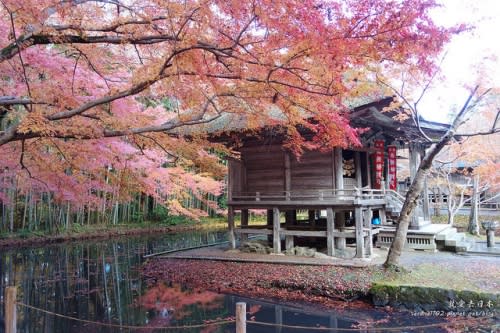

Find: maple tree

[431,107,500,230]
[0,0,457,229]
[383,82,499,267]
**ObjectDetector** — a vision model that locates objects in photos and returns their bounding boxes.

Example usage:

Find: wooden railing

[231,188,386,202]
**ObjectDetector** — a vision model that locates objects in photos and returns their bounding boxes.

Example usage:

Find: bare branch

[49,16,169,33]
[1,33,180,63]
[3,3,32,111]
[0,97,33,106]
[456,109,500,136]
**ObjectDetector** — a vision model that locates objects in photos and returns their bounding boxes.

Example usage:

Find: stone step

[455,238,475,253]
[435,227,457,241]
[444,232,466,247]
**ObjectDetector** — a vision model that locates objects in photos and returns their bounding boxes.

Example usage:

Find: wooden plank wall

[242,145,285,193]
[228,158,244,198]
[290,150,334,190]
[240,146,362,193]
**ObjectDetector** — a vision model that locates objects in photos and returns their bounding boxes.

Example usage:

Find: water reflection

[0,230,496,332]
[0,230,227,332]
[139,283,227,328]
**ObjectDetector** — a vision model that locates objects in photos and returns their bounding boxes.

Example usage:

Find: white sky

[418,0,500,123]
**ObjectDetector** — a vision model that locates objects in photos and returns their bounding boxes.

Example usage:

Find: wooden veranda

[228,188,389,258]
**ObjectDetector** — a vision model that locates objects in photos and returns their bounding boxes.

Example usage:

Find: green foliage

[70,223,89,234]
[17,228,32,239]
[161,215,191,226]
[149,206,169,221]
[217,193,227,211]
[131,210,145,223]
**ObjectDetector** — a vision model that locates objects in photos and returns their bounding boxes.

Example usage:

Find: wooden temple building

[219,97,453,258]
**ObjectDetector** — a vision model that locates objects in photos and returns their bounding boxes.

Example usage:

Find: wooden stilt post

[273,207,281,254]
[241,209,249,242]
[267,209,273,243]
[236,302,246,333]
[5,286,17,333]
[335,210,346,250]
[285,235,294,252]
[326,207,335,256]
[363,209,373,257]
[228,207,236,249]
[285,210,295,252]
[355,207,364,258]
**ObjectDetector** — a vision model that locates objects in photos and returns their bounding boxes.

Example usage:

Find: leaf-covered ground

[142,259,391,309]
[142,251,500,310]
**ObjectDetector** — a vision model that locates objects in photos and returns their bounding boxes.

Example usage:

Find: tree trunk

[384,87,480,268]
[468,175,480,235]
[384,162,432,267]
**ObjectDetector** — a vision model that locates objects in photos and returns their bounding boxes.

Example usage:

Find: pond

[0,229,495,332]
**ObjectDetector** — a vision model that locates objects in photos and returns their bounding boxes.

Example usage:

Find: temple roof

[349,97,450,144]
[177,96,450,146]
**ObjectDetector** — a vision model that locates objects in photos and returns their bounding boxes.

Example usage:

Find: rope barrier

[248,316,495,332]
[14,301,495,332]
[16,302,234,330]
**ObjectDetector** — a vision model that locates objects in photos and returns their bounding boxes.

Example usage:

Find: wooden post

[379,207,387,225]
[363,209,373,257]
[241,209,249,242]
[355,151,362,188]
[355,207,364,258]
[285,235,294,252]
[275,305,283,333]
[267,209,273,243]
[335,210,346,250]
[5,286,17,333]
[365,151,372,188]
[334,147,344,194]
[228,207,236,249]
[273,207,281,254]
[236,302,246,333]
[326,207,335,256]
[284,152,291,198]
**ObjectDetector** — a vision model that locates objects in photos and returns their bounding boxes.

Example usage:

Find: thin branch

[133,44,144,65]
[456,109,500,136]
[19,139,32,178]
[71,53,81,95]
[4,3,32,111]
[137,134,179,163]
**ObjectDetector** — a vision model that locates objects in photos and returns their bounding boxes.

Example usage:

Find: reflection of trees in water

[139,283,226,322]
[0,231,227,332]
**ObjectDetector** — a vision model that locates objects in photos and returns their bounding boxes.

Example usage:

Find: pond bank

[0,219,226,250]
[143,246,500,315]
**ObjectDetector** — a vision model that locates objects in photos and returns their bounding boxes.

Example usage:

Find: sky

[418,0,500,123]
